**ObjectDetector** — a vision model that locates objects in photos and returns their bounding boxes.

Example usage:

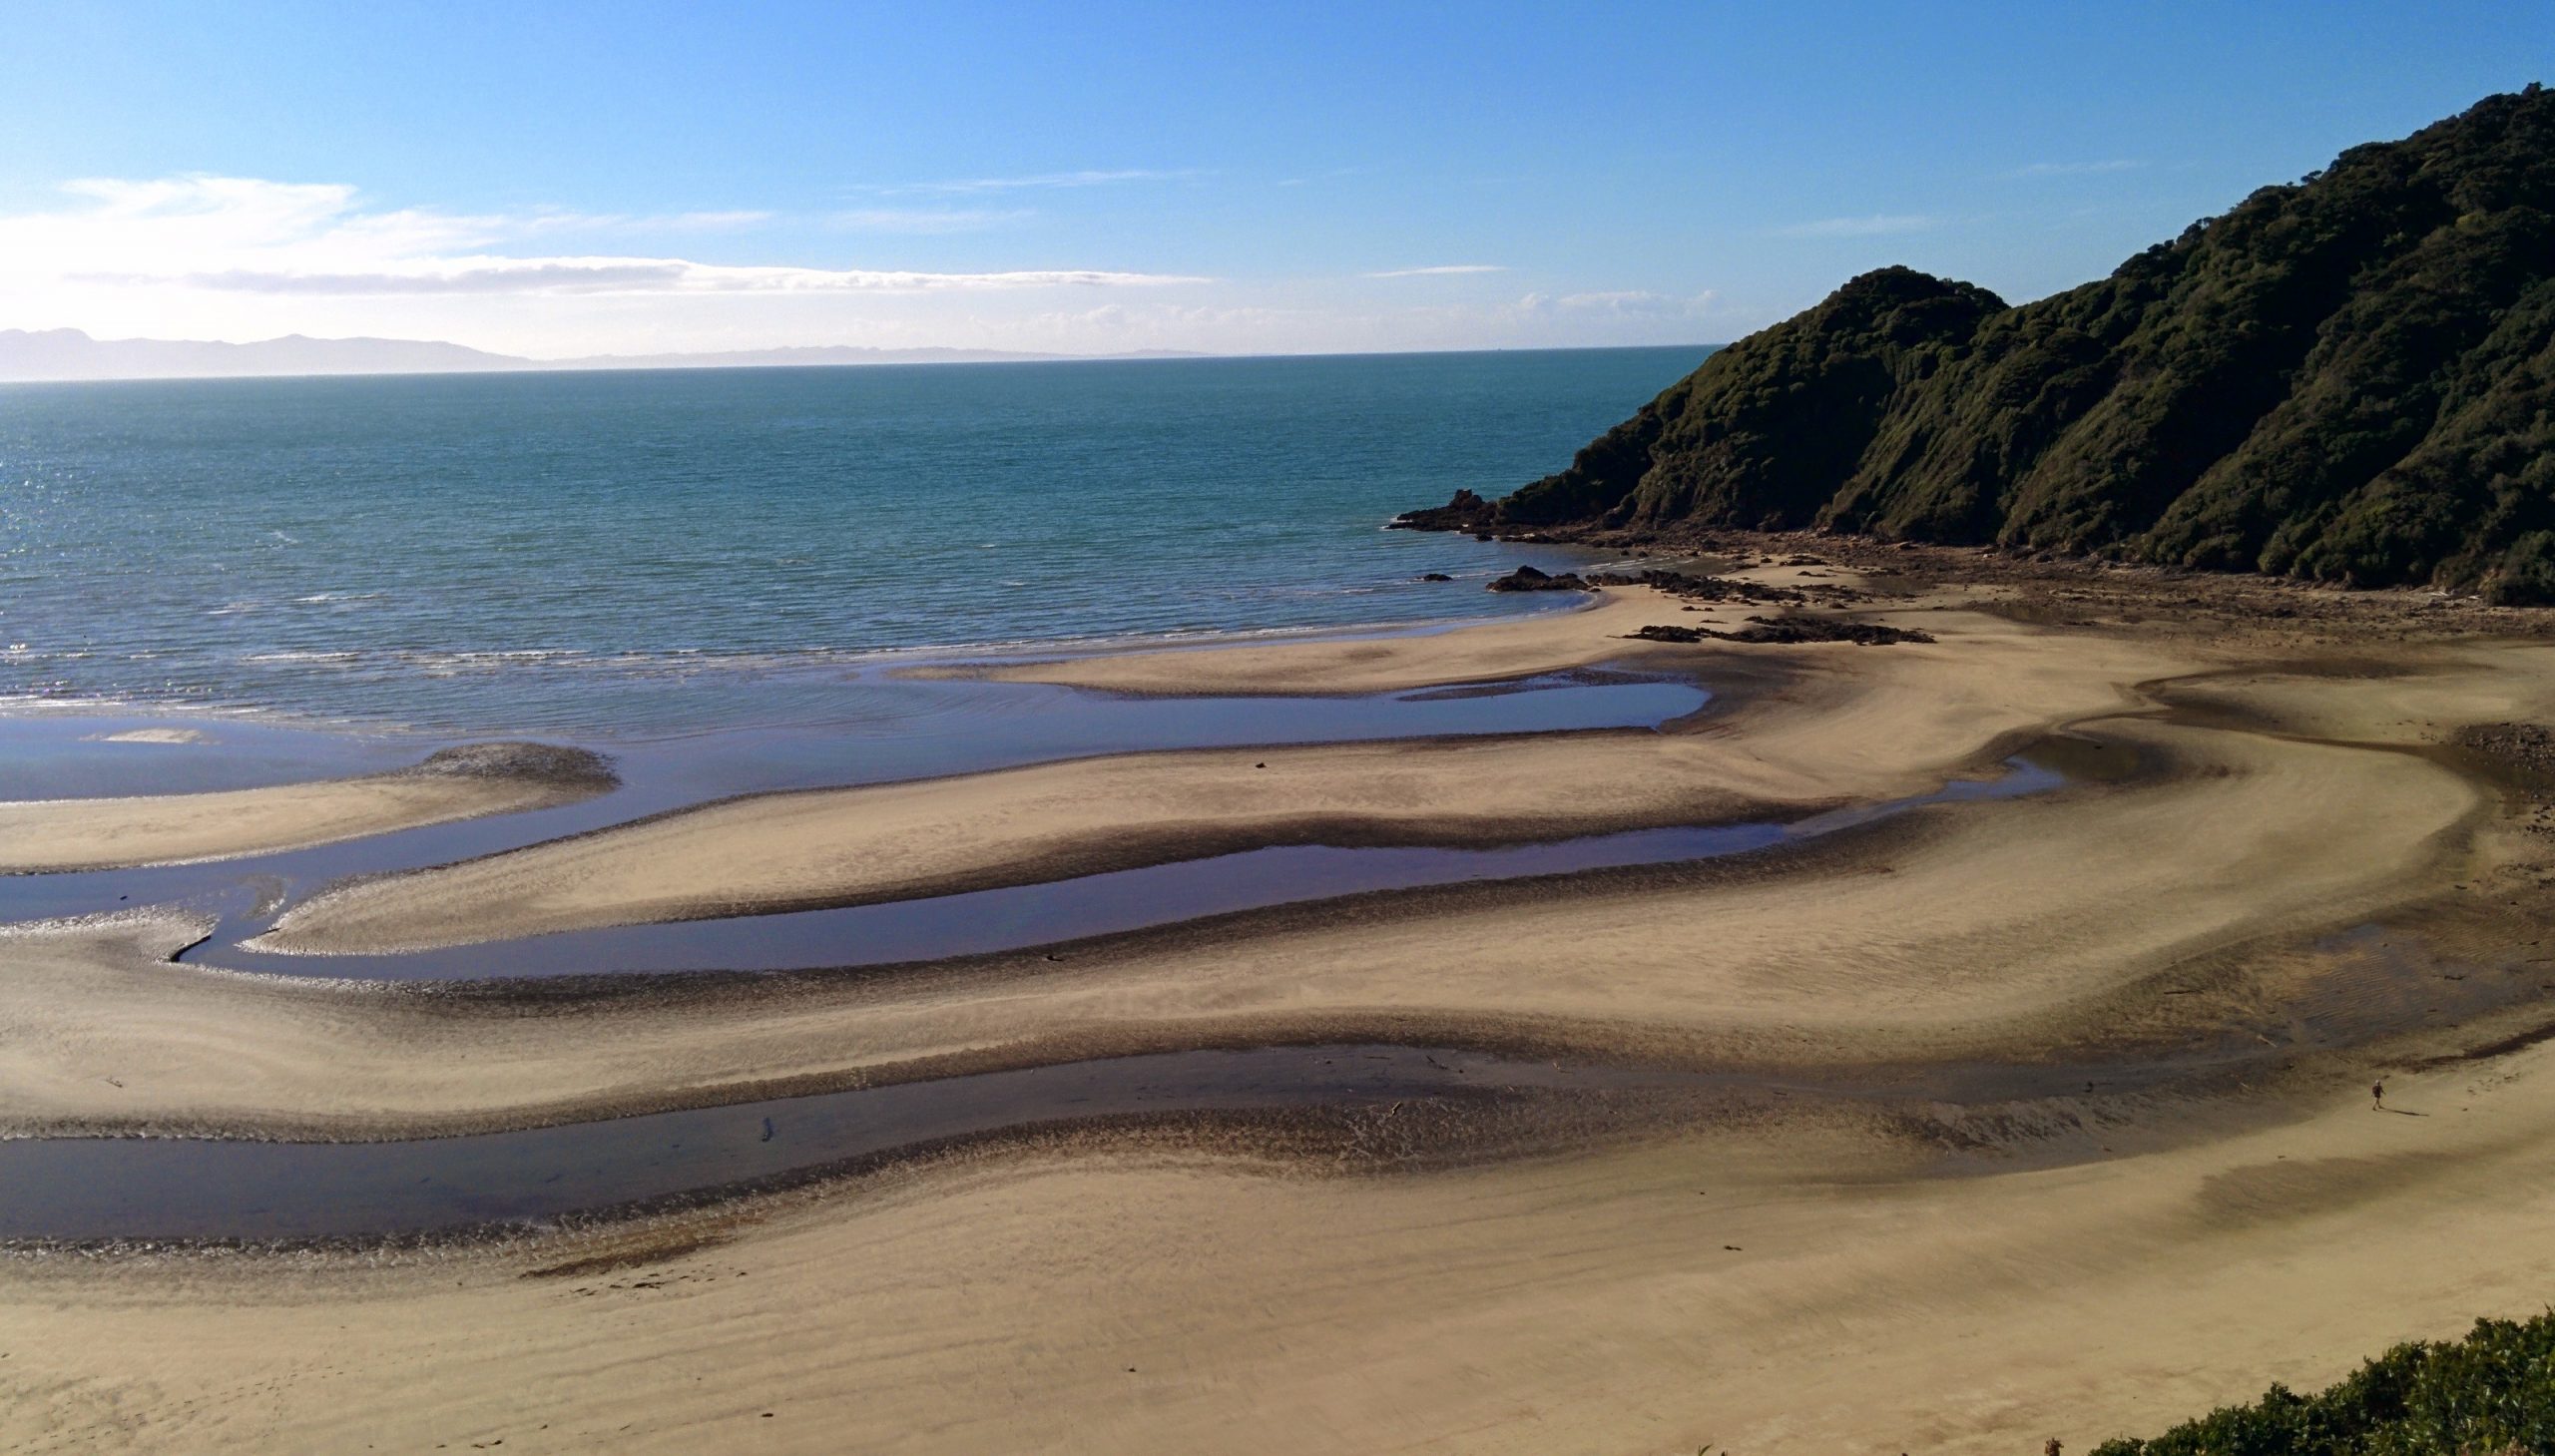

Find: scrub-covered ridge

[1403,86,2555,601]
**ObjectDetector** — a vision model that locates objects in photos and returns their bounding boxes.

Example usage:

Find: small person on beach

[2372,1080,2385,1111]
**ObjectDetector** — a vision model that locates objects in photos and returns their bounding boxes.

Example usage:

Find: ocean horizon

[0,345,1706,737]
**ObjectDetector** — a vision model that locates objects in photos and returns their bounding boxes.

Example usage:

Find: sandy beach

[9,546,2555,1452]
[9,15,2547,1451]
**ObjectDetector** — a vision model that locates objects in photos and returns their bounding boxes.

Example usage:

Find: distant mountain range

[0,328,1203,382]
[1402,85,2555,603]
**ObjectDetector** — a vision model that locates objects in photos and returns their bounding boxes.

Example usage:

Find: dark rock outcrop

[1629,618,1933,647]
[1585,569,1809,605]
[1715,616,1935,646]
[1394,489,1497,534]
[1485,565,1592,592]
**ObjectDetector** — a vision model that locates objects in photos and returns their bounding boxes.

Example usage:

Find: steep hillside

[1402,86,2555,601]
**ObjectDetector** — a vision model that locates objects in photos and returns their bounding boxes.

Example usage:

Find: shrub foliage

[2089,1311,2555,1455]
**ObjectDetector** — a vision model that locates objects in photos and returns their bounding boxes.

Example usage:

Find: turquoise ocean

[0,347,1705,738]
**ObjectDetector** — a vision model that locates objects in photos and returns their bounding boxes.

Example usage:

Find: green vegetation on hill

[2088,1310,2555,1455]
[1406,86,2555,602]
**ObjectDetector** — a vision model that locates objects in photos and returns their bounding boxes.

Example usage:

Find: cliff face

[1409,86,2555,602]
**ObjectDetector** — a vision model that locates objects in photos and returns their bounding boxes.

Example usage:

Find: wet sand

[0,741,617,873]
[10,545,2555,1451]
[21,1053,2555,1456]
[922,584,1682,696]
[251,584,2191,956]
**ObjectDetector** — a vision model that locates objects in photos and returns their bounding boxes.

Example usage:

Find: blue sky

[0,1,2546,356]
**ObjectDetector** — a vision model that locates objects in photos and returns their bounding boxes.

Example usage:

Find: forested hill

[1401,86,2555,602]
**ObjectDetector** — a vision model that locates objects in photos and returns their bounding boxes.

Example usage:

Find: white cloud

[2002,160,2147,180]
[827,207,1032,234]
[1277,166,1377,189]
[1771,214,1941,238]
[42,176,495,262]
[1001,291,1714,355]
[878,168,1204,195]
[0,173,1726,357]
[506,209,778,234]
[1364,263,1506,277]
[653,210,780,231]
[1520,289,1719,317]
[0,176,1205,300]
[83,260,1193,295]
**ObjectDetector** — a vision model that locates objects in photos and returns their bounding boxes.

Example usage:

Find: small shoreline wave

[0,586,1619,742]
[2,347,1693,743]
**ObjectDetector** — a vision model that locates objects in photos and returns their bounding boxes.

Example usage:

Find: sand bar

[0,741,617,874]
[257,587,2190,954]
[922,585,1675,696]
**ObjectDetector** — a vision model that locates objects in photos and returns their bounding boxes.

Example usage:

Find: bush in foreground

[2088,1311,2555,1454]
